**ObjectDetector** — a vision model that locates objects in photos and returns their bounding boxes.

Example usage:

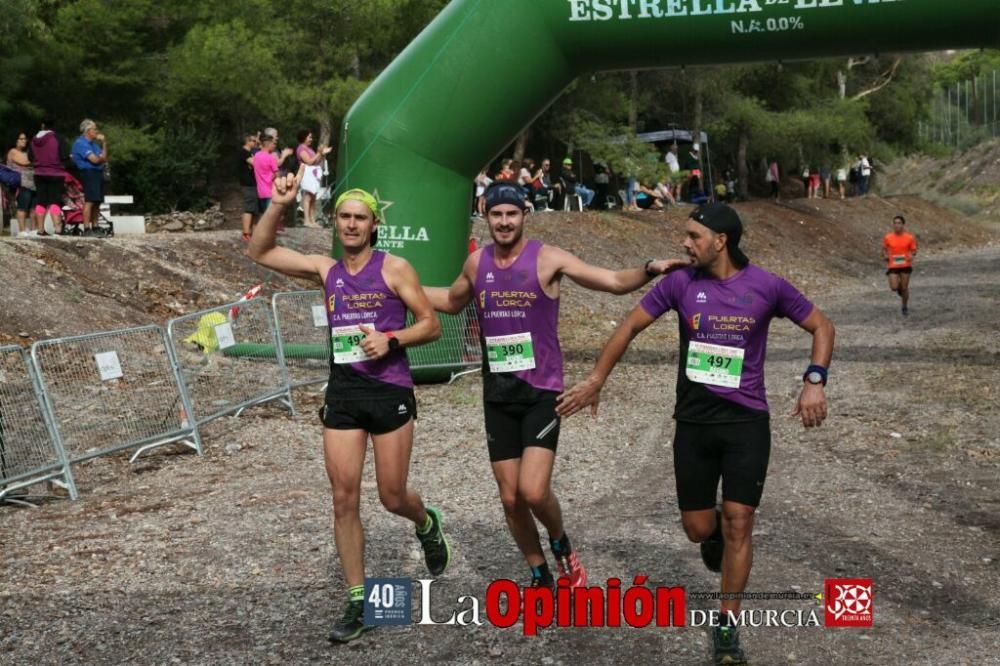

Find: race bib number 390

[485,332,536,373]
[331,325,370,364]
[686,341,744,388]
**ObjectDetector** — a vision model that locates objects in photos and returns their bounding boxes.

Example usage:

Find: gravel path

[1,245,997,665]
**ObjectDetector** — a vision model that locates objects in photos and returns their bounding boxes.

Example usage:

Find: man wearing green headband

[248,166,450,644]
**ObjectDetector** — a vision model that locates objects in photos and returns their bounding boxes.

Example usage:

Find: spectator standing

[6,132,37,236]
[855,154,872,196]
[473,168,492,217]
[835,163,848,200]
[238,132,258,241]
[30,117,68,236]
[820,164,832,199]
[664,143,680,174]
[253,135,292,218]
[71,119,108,236]
[592,162,611,210]
[765,159,780,201]
[807,166,820,199]
[296,129,332,229]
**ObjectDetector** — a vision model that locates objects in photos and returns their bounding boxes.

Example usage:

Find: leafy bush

[106,123,219,213]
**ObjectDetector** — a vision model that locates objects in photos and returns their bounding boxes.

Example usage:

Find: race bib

[892,255,907,265]
[686,341,744,388]
[331,325,370,364]
[485,332,536,373]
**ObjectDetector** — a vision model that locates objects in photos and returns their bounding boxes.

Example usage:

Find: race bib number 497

[685,341,744,388]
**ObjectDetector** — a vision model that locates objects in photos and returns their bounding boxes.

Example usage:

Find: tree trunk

[318,117,333,150]
[628,71,639,131]
[837,70,847,99]
[512,130,529,161]
[693,80,704,176]
[737,131,749,200]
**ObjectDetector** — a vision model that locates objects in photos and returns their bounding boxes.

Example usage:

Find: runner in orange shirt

[882,215,918,316]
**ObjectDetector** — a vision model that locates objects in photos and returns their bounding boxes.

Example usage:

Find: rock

[163,221,185,232]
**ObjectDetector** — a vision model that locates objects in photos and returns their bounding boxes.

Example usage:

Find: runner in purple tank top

[247,166,450,644]
[427,182,686,589]
[558,203,835,665]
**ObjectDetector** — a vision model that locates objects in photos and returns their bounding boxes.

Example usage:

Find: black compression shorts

[886,267,913,275]
[484,393,560,462]
[673,419,771,511]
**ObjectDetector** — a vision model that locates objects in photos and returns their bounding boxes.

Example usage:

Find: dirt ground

[1,197,998,665]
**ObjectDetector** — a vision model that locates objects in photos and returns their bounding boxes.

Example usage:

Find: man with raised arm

[247,167,450,644]
[426,182,684,590]
[556,202,835,665]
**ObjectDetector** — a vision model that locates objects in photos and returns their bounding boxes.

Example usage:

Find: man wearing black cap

[557,202,835,665]
[426,182,686,591]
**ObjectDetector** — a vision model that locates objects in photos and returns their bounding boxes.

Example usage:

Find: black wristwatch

[644,259,658,278]
[386,331,401,352]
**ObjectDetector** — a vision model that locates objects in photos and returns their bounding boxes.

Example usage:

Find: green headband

[335,188,379,217]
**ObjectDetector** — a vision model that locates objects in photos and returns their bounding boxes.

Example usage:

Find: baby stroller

[61,172,114,237]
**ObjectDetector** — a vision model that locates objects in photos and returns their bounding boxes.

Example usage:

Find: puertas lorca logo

[479,290,487,309]
[327,294,336,313]
[689,313,702,331]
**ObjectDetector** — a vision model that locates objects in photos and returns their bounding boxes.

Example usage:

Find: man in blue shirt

[71,119,108,236]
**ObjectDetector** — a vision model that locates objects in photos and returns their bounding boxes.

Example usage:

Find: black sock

[549,533,572,557]
[531,562,553,584]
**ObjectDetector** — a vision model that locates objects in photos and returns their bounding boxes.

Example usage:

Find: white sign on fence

[95,351,123,381]
[312,305,328,328]
[214,323,236,350]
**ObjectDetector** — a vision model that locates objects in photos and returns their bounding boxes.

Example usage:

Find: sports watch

[803,364,828,386]
[386,331,401,352]
[644,259,659,278]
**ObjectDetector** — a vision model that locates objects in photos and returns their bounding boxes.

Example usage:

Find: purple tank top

[475,240,563,393]
[324,251,412,389]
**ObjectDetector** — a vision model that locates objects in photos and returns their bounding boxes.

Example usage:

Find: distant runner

[557,203,835,665]
[882,215,918,316]
[247,167,450,644]
[426,182,682,590]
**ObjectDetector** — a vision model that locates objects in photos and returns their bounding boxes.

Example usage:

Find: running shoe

[713,625,747,665]
[700,509,724,573]
[416,506,451,576]
[327,599,372,643]
[554,549,588,587]
[901,306,908,316]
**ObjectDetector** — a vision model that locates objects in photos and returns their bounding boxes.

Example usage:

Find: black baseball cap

[689,202,749,267]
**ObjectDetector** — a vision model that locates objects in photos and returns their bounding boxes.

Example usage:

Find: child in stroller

[61,172,113,237]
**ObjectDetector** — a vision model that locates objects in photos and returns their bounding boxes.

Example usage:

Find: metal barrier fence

[31,326,201,472]
[407,303,482,384]
[271,290,330,394]
[0,345,77,502]
[167,297,294,425]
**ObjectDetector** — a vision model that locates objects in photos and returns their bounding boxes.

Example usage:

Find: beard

[490,224,523,249]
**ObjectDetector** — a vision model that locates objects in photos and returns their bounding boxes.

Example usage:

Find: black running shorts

[673,419,771,511]
[484,393,560,462]
[320,393,416,435]
[886,267,913,275]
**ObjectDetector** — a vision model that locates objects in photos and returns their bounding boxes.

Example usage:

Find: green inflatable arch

[336,0,1000,380]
